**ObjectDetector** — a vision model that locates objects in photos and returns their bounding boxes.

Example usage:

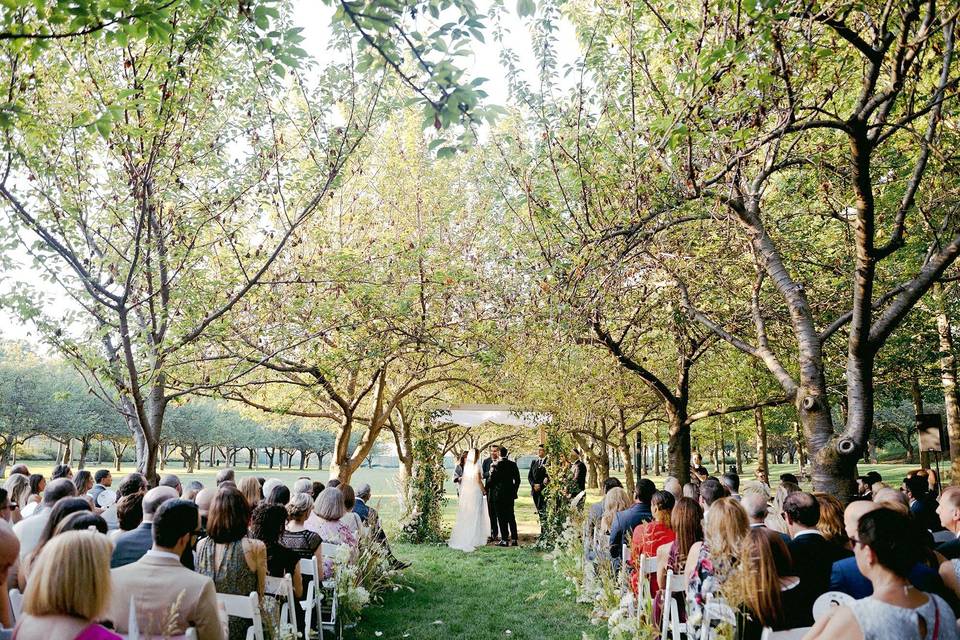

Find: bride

[449,448,491,552]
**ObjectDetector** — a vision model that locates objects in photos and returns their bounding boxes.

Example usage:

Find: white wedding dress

[448,451,491,552]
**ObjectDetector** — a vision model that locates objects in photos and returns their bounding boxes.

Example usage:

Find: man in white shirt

[12,478,76,562]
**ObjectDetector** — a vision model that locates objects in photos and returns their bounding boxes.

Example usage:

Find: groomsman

[482,444,501,542]
[528,445,549,519]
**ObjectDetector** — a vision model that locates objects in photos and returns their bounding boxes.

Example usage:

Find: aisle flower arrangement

[333,529,402,627]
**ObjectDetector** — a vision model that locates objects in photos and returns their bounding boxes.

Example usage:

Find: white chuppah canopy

[432,404,551,428]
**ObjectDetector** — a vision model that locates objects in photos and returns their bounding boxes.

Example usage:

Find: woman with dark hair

[631,490,676,598]
[250,503,302,598]
[113,493,144,537]
[265,484,290,506]
[51,463,73,480]
[73,470,94,498]
[655,497,704,627]
[103,473,146,533]
[807,509,955,640]
[339,484,363,534]
[311,481,324,500]
[732,528,804,640]
[454,451,468,495]
[18,497,93,589]
[19,474,46,518]
[197,485,269,640]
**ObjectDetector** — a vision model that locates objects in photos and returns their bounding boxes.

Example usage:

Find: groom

[487,446,521,547]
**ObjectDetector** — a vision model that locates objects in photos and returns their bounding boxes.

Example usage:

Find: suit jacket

[528,458,548,489]
[108,552,224,640]
[573,460,587,492]
[830,556,943,600]
[787,532,853,626]
[609,502,652,563]
[487,458,520,501]
[911,496,944,532]
[111,522,194,570]
[353,498,370,523]
[482,457,493,482]
[938,535,960,560]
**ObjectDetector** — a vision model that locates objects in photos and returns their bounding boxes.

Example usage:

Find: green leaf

[517,0,536,17]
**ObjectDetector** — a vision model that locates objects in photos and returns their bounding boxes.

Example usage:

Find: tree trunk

[97,439,103,465]
[0,440,13,479]
[77,437,91,470]
[913,374,930,469]
[735,436,743,474]
[617,418,635,496]
[187,444,197,473]
[935,284,960,485]
[318,453,325,471]
[266,447,275,469]
[654,428,661,476]
[794,421,806,475]
[299,450,306,470]
[667,404,691,485]
[61,440,71,465]
[247,448,256,469]
[714,425,722,474]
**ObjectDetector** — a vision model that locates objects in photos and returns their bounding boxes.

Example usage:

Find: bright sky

[0,1,580,348]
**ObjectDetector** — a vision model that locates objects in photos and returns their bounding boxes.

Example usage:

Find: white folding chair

[119,594,140,640]
[299,556,325,639]
[265,573,297,632]
[217,592,265,640]
[636,553,659,621]
[698,594,737,640]
[760,627,812,640]
[320,543,341,632]
[7,589,22,624]
[571,490,587,508]
[660,569,688,640]
[812,591,853,622]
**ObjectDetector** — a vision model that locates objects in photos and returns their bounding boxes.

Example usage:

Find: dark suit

[111,522,194,570]
[482,457,499,539]
[911,495,944,532]
[609,502,652,569]
[528,458,548,514]
[573,460,587,494]
[353,499,370,523]
[830,556,943,599]
[787,532,852,626]
[938,535,960,560]
[488,458,521,542]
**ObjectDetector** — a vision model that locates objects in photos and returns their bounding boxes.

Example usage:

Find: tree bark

[0,440,13,479]
[913,374,930,469]
[755,407,768,479]
[735,436,743,474]
[77,437,91,470]
[617,420,635,496]
[935,283,960,485]
[667,404,691,485]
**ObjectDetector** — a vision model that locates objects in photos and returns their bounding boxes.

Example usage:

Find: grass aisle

[345,542,605,640]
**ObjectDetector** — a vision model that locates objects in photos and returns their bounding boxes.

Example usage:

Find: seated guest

[699,478,727,520]
[779,473,798,485]
[50,464,73,481]
[112,491,145,540]
[583,478,623,551]
[261,478,283,501]
[283,493,322,560]
[856,475,874,500]
[266,484,291,506]
[684,497,748,623]
[4,473,30,525]
[815,492,849,548]
[18,497,96,589]
[311,481,324,500]
[0,523,19,628]
[184,480,204,502]
[250,503,302,598]
[631,490,675,597]
[159,474,183,496]
[72,471,94,503]
[905,475,943,533]
[339,484,364,534]
[216,467,235,486]
[875,486,910,511]
[732,528,805,640]
[326,479,341,489]
[109,500,223,640]
[807,509,956,640]
[354,484,410,570]
[594,487,632,563]
[196,486,269,640]
[15,531,121,640]
[655,498,702,627]
[834,500,943,600]
[681,483,698,500]
[88,470,112,505]
[312,487,358,577]
[663,476,681,500]
[938,487,960,559]
[720,472,740,501]
[101,473,147,532]
[12,478,76,562]
[292,478,313,496]
[194,487,216,534]
[608,479,655,570]
[239,476,262,508]
[19,474,45,518]
[111,486,179,568]
[783,492,852,626]
[9,464,29,476]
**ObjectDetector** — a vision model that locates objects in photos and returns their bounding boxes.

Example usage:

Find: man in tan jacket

[108,499,224,640]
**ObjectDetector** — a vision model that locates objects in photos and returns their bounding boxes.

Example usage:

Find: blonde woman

[3,473,30,524]
[594,486,631,561]
[15,530,121,640]
[238,476,262,508]
[684,497,749,624]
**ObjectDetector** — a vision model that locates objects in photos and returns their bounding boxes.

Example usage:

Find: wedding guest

[311,481,324,500]
[655,497,703,626]
[699,477,727,519]
[857,475,874,500]
[720,472,740,501]
[184,480,204,502]
[13,478,76,561]
[250,503,302,598]
[571,449,587,495]
[266,483,290,506]
[88,470,112,505]
[15,531,121,640]
[50,464,73,481]
[73,470,94,499]
[113,491,145,539]
[111,486,179,568]
[8,464,29,476]
[0,523,18,628]
[292,478,312,496]
[19,474,46,518]
[101,473,146,532]
[609,479,655,570]
[261,478,283,499]
[159,474,183,496]
[3,473,30,524]
[339,484,364,534]
[18,497,93,590]
[784,492,852,626]
[779,473,798,485]
[196,486,268,640]
[937,487,960,559]
[109,500,224,640]
[454,451,467,495]
[631,490,675,598]
[355,484,409,569]
[326,479,341,489]
[194,487,216,533]
[215,467,235,486]
[733,528,805,640]
[905,475,942,532]
[594,487,631,563]
[682,483,698,500]
[0,489,10,523]
[239,476,262,507]
[282,493,322,561]
[312,487,357,576]
[663,476,681,501]
[584,478,622,550]
[685,497,748,622]
[815,492,849,548]
[806,509,956,640]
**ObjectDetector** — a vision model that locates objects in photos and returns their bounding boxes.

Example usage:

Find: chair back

[321,542,340,560]
[265,573,297,630]
[127,594,139,640]
[7,589,22,623]
[299,556,316,577]
[216,592,264,640]
[298,556,324,639]
[759,627,812,640]
[812,591,854,622]
[698,594,737,640]
[661,569,687,640]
